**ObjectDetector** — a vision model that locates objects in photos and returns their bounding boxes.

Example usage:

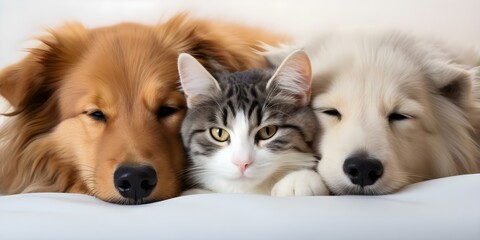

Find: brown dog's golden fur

[0,14,285,204]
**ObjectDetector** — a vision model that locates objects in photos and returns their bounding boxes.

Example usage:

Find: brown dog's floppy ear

[0,23,86,110]
[0,55,45,110]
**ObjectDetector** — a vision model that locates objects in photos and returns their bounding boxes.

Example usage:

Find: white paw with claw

[271,169,329,196]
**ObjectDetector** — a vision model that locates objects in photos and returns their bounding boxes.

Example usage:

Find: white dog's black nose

[343,156,383,187]
[114,165,157,200]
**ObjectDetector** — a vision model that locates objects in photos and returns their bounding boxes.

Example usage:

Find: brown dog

[0,14,285,204]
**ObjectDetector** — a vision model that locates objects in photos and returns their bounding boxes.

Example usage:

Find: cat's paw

[180,188,214,196]
[271,170,329,196]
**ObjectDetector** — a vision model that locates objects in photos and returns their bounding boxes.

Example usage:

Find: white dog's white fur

[265,30,480,195]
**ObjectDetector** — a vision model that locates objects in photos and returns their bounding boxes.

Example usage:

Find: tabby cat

[178,50,327,196]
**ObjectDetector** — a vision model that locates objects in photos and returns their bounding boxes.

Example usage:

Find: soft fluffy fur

[0,13,285,204]
[266,30,480,195]
[178,51,327,196]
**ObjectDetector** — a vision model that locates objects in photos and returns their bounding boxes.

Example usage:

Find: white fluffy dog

[265,30,480,195]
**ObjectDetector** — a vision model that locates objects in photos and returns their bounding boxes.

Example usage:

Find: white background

[1,0,480,117]
[1,0,480,67]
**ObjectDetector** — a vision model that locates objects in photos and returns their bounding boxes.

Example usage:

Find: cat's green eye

[257,125,278,140]
[210,128,230,142]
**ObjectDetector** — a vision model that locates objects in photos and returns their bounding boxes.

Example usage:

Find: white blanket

[1,174,479,240]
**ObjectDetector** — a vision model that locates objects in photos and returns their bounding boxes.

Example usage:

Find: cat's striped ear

[266,50,312,106]
[178,53,221,108]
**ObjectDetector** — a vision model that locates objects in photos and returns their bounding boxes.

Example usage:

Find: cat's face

[178,51,319,193]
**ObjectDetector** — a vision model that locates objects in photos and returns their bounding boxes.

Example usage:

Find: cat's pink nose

[234,160,252,173]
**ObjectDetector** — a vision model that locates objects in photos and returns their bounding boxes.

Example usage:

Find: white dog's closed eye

[387,112,413,121]
[319,108,342,119]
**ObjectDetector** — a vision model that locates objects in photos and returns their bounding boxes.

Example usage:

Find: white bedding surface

[1,174,479,240]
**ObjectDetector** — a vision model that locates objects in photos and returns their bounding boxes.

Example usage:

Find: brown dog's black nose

[343,155,383,187]
[114,165,157,200]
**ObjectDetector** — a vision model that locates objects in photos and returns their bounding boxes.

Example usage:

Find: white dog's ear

[266,50,312,106]
[470,67,480,100]
[178,53,221,108]
[426,62,474,105]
